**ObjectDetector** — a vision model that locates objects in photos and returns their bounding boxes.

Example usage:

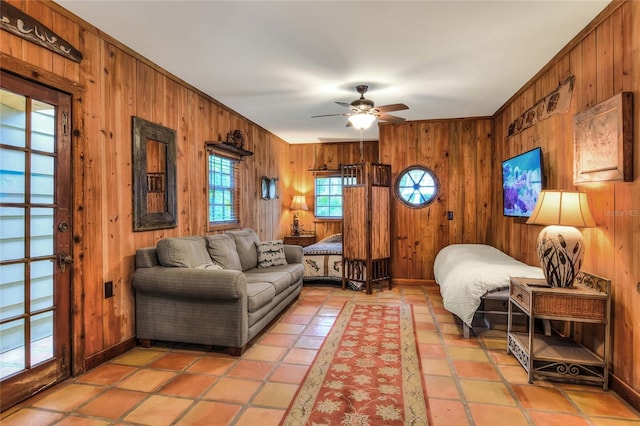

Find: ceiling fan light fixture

[348,113,376,130]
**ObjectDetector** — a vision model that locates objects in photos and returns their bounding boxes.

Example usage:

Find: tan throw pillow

[205,234,242,271]
[256,240,288,268]
[226,229,260,271]
[156,236,212,268]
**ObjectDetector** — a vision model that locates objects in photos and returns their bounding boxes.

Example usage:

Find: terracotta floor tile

[488,349,521,366]
[589,418,640,426]
[283,348,317,365]
[1,408,64,426]
[460,380,515,406]
[32,383,103,412]
[496,364,531,384]
[302,324,331,337]
[53,416,111,426]
[281,314,313,325]
[74,363,137,386]
[416,330,441,344]
[442,334,482,348]
[174,401,241,426]
[423,375,460,399]
[202,378,261,404]
[116,369,176,392]
[294,335,324,349]
[418,343,446,359]
[158,373,218,398]
[242,344,287,362]
[310,316,336,327]
[453,360,501,381]
[148,352,199,371]
[447,346,490,362]
[566,390,640,419]
[290,306,320,316]
[123,394,193,425]
[226,360,274,380]
[187,356,236,375]
[270,364,309,384]
[270,323,306,334]
[259,333,299,347]
[234,407,285,426]
[429,398,470,426]
[77,388,147,419]
[512,384,577,412]
[253,382,299,408]
[421,358,451,376]
[469,403,529,426]
[528,411,592,426]
[111,348,164,366]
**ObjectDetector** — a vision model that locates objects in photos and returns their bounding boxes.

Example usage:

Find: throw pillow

[226,229,260,271]
[256,240,288,268]
[157,236,211,268]
[205,234,242,271]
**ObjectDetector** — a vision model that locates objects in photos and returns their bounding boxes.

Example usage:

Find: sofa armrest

[284,244,303,264]
[133,267,247,300]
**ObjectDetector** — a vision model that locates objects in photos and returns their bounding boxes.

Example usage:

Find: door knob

[59,252,73,273]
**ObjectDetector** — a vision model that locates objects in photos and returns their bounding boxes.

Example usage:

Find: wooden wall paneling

[447,121,463,245]
[461,121,476,244]
[418,122,437,280]
[24,1,54,72]
[475,120,492,244]
[432,121,451,264]
[77,28,105,360]
[102,42,136,348]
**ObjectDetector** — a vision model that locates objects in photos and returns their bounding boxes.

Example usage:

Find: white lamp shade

[290,195,308,211]
[348,113,376,130]
[526,190,595,227]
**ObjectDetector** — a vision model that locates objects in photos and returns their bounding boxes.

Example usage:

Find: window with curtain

[208,150,240,226]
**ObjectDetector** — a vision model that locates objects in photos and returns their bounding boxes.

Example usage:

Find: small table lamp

[290,195,308,236]
[526,190,596,287]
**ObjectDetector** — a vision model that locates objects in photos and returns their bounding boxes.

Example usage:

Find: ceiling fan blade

[336,101,355,109]
[375,103,409,113]
[378,113,406,123]
[311,113,349,118]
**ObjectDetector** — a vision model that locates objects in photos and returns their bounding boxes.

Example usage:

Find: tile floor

[2,285,639,426]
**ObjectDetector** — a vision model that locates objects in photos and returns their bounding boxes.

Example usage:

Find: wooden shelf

[206,140,253,157]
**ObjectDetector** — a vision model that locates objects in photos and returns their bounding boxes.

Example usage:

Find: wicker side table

[507,272,611,390]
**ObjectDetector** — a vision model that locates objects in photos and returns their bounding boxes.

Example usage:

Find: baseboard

[611,373,640,411]
[83,337,137,372]
[393,279,437,287]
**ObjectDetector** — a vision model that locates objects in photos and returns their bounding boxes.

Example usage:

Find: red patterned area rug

[281,302,431,426]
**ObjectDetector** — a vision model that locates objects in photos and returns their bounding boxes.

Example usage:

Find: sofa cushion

[226,229,260,271]
[256,240,288,268]
[245,270,292,294]
[205,234,242,271]
[246,282,276,313]
[157,236,214,269]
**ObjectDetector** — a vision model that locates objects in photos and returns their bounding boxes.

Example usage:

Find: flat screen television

[502,147,543,217]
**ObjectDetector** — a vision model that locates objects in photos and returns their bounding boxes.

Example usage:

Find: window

[314,176,344,218]
[208,152,240,225]
[395,165,439,208]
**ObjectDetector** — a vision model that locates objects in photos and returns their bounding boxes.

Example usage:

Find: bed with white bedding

[302,233,343,282]
[434,244,544,336]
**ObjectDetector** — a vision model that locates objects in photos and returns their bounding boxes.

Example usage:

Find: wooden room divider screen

[341,163,392,294]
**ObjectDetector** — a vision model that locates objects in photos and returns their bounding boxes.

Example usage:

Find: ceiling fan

[312,85,409,129]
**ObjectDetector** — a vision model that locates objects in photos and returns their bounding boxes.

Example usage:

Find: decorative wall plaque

[573,92,633,184]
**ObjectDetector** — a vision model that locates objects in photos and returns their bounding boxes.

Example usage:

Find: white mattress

[434,244,544,327]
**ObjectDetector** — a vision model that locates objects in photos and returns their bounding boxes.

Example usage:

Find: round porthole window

[395,165,439,208]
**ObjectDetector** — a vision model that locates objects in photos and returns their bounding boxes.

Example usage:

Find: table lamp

[526,190,596,287]
[290,195,308,236]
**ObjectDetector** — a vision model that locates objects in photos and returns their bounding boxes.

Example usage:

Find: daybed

[132,229,303,355]
[434,244,544,338]
[302,233,343,282]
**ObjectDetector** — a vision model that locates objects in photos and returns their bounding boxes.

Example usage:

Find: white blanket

[433,244,544,327]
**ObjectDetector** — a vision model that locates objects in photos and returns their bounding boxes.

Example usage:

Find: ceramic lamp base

[536,225,585,287]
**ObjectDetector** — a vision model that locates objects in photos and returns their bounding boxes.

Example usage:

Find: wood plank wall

[378,119,493,282]
[1,0,291,372]
[490,1,639,406]
[287,141,378,240]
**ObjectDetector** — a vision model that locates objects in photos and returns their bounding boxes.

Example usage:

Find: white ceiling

[57,0,610,144]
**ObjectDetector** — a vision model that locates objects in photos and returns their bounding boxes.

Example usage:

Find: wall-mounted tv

[502,147,544,217]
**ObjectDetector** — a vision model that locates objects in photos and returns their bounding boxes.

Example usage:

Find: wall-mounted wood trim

[0,53,84,94]
[83,338,136,371]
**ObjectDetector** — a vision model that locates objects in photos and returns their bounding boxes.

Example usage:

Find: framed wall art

[573,92,633,184]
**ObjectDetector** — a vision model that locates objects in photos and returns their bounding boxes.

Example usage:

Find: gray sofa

[132,229,303,355]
